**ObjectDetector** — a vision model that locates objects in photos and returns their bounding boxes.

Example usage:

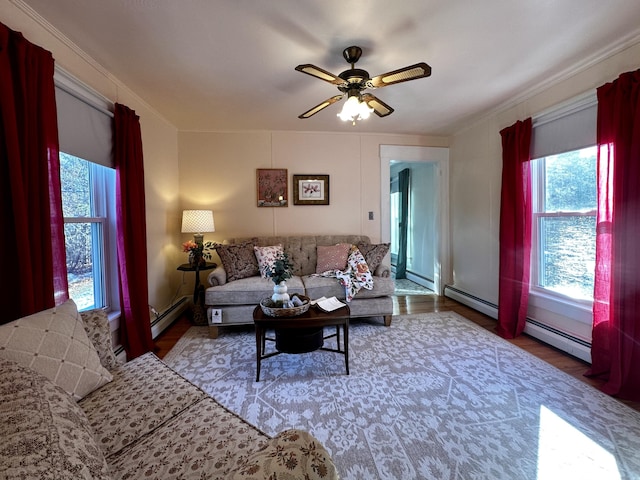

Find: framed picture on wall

[257,168,288,207]
[293,174,330,205]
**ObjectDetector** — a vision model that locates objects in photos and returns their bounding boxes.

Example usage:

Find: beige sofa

[205,235,395,338]
[0,301,338,479]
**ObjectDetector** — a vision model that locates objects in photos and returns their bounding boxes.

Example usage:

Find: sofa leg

[209,326,219,339]
[384,315,392,327]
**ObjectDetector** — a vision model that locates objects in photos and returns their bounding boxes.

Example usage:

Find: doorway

[380,145,450,295]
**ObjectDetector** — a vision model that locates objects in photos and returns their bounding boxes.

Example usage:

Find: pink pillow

[316,243,351,273]
[254,245,284,278]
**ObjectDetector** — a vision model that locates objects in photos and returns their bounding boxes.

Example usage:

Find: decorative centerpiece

[260,252,310,316]
[263,252,294,303]
[182,240,214,268]
[260,294,311,317]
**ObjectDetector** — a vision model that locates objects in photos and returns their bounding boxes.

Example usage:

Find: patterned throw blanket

[315,245,373,301]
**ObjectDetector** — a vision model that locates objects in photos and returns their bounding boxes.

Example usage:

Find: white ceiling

[20,0,640,136]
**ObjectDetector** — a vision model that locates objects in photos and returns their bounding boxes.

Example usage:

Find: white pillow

[0,299,113,400]
[254,244,284,279]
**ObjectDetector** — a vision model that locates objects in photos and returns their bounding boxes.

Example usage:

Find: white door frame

[380,145,450,295]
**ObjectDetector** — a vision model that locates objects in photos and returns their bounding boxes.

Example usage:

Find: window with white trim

[531,146,597,301]
[60,153,117,311]
[530,94,597,303]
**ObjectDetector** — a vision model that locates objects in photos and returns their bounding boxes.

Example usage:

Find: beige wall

[449,40,640,345]
[1,3,181,316]
[178,131,448,260]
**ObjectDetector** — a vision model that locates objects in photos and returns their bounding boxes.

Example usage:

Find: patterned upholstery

[1,305,339,479]
[78,352,207,457]
[0,358,111,479]
[80,308,120,371]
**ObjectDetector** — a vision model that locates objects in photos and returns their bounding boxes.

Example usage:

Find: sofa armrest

[208,265,227,286]
[230,429,338,480]
[80,308,120,371]
[375,262,391,278]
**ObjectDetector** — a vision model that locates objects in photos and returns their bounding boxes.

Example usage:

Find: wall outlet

[210,308,223,324]
[368,211,374,220]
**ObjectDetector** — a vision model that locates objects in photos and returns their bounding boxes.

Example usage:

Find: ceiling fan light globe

[337,95,362,122]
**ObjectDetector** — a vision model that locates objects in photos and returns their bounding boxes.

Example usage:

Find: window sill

[528,289,592,325]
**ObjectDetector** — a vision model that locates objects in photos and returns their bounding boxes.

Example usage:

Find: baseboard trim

[151,297,189,339]
[443,285,592,363]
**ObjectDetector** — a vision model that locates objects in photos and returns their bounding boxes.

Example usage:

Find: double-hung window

[531,146,597,301]
[60,153,117,311]
[55,70,117,313]
[530,94,597,306]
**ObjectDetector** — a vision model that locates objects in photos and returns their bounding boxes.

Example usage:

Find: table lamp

[181,210,215,244]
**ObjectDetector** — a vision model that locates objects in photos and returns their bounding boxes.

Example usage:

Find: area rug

[163,312,640,480]
[394,278,433,295]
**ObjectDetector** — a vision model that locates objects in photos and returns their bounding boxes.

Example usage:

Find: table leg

[255,325,263,382]
[336,325,341,351]
[344,321,349,375]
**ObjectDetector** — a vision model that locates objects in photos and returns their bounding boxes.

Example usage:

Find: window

[531,147,597,301]
[55,68,116,313]
[60,152,118,311]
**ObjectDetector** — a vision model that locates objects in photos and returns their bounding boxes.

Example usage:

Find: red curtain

[587,69,640,400]
[497,118,533,338]
[114,103,154,358]
[0,23,68,323]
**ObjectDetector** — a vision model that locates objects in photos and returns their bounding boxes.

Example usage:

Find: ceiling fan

[295,46,431,121]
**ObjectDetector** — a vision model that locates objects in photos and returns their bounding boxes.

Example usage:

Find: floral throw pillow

[254,245,284,279]
[215,242,260,282]
[357,242,390,272]
[316,243,351,273]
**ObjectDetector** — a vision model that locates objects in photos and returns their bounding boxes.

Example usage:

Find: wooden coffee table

[252,304,350,382]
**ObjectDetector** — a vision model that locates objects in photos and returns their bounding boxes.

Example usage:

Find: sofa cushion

[0,358,111,479]
[0,299,113,400]
[254,244,283,279]
[315,243,351,273]
[357,242,390,273]
[205,275,305,305]
[215,242,260,282]
[80,308,120,371]
[106,396,270,480]
[79,352,207,457]
[231,429,338,480]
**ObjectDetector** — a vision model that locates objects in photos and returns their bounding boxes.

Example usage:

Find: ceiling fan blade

[295,64,345,86]
[361,93,394,117]
[298,95,344,119]
[368,62,432,88]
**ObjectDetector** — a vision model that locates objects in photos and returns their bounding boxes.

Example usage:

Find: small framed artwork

[257,168,288,207]
[293,174,330,205]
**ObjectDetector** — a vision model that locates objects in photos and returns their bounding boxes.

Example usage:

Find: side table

[177,262,217,303]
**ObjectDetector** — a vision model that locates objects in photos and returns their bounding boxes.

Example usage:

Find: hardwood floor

[154,294,640,412]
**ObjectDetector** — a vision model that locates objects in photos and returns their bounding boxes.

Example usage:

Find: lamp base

[193,233,204,245]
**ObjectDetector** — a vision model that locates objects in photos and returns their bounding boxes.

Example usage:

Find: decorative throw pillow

[0,358,111,479]
[357,242,390,272]
[0,299,113,401]
[215,242,260,282]
[316,243,351,273]
[80,308,120,371]
[254,244,284,279]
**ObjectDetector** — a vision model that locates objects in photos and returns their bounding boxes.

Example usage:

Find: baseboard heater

[151,297,189,339]
[443,285,592,363]
[112,297,189,361]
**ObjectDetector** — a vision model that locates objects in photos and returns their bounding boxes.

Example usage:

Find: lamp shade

[181,210,215,234]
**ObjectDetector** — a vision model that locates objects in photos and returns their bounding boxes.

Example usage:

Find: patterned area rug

[163,312,640,480]
[393,278,433,295]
